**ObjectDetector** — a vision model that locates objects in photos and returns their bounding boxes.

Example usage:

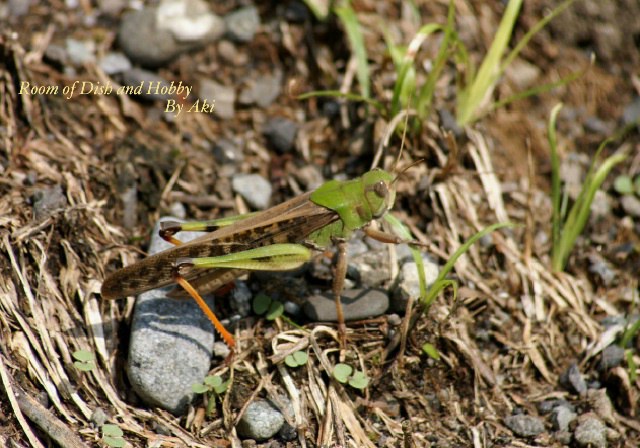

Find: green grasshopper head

[362,168,396,219]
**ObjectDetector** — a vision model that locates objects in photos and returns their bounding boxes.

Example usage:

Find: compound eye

[373,181,388,198]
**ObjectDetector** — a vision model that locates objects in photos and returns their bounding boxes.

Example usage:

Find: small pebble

[504,414,545,437]
[32,184,67,220]
[559,362,587,395]
[199,79,235,119]
[118,9,181,67]
[598,345,625,372]
[91,408,109,427]
[230,280,252,317]
[391,256,439,313]
[98,52,132,75]
[550,405,576,431]
[263,117,298,153]
[621,194,640,217]
[239,70,283,107]
[574,414,607,448]
[212,138,244,168]
[587,254,616,286]
[232,173,272,210]
[553,430,572,445]
[537,398,574,415]
[224,6,260,43]
[156,0,225,43]
[66,38,96,66]
[303,288,389,322]
[236,399,285,441]
[622,96,640,126]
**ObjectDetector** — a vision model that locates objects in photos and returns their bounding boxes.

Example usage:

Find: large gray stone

[127,217,216,414]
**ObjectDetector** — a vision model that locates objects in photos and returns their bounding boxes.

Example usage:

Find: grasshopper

[101,168,420,349]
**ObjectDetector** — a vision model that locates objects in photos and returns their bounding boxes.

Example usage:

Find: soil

[1,1,639,447]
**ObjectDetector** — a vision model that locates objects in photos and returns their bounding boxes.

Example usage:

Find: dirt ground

[1,0,639,447]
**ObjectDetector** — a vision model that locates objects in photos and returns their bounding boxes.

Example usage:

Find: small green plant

[72,350,95,372]
[192,374,230,416]
[421,343,441,360]
[455,0,579,126]
[385,214,513,308]
[253,293,303,331]
[285,350,309,368]
[253,293,284,320]
[548,104,629,271]
[102,424,125,448]
[332,363,369,389]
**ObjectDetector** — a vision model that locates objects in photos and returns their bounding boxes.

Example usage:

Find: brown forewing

[101,192,339,300]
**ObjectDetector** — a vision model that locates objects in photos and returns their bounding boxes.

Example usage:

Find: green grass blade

[300,0,330,20]
[491,65,587,112]
[457,0,523,126]
[424,222,514,305]
[548,103,563,256]
[335,3,370,99]
[415,0,456,120]
[552,143,628,270]
[390,23,443,116]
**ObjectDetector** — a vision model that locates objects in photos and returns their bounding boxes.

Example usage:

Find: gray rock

[236,399,285,441]
[348,244,391,288]
[599,345,625,372]
[504,57,541,90]
[587,389,616,425]
[551,405,577,431]
[199,79,235,119]
[232,173,272,210]
[32,184,67,220]
[303,288,389,322]
[90,407,108,426]
[553,430,572,445]
[66,38,96,66]
[217,40,248,66]
[583,116,613,135]
[127,217,216,414]
[391,256,439,312]
[345,234,368,258]
[263,117,298,153]
[118,9,181,67]
[590,190,612,218]
[294,165,324,191]
[230,280,252,317]
[559,362,587,395]
[504,414,545,437]
[225,6,260,43]
[44,44,69,68]
[98,52,132,75]
[156,0,225,43]
[239,70,283,107]
[621,194,640,218]
[537,399,574,415]
[574,415,607,448]
[588,254,616,286]
[622,96,640,127]
[213,138,244,165]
